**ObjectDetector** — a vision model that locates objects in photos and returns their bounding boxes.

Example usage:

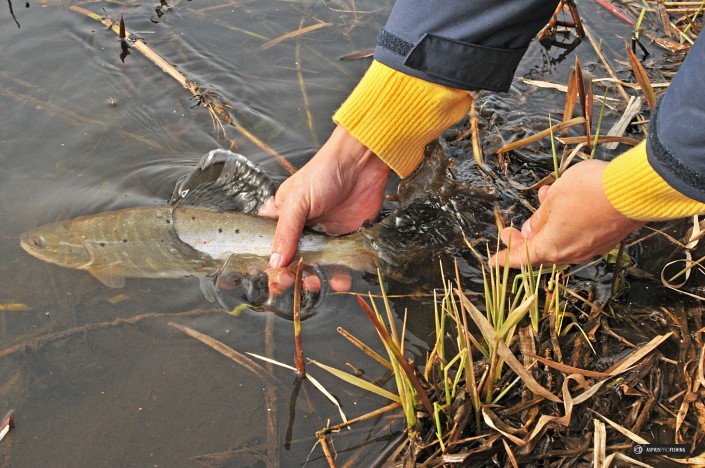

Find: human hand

[490,159,645,268]
[259,125,390,268]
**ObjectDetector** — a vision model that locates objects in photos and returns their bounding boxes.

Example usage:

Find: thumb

[269,202,308,268]
[491,202,548,268]
[537,184,550,204]
[491,227,533,268]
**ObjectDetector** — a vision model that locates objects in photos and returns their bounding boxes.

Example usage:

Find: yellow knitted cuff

[603,141,705,221]
[334,61,473,178]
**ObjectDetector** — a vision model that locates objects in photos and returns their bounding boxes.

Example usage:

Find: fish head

[20,220,93,269]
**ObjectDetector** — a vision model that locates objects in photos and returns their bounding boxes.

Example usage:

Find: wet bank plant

[314,244,550,459]
[470,241,542,405]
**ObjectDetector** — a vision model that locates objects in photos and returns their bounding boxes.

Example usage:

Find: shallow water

[0,1,689,466]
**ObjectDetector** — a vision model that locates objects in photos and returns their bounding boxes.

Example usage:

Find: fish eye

[31,235,46,249]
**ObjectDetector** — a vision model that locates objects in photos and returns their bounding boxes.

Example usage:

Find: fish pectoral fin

[199,276,217,303]
[88,269,127,288]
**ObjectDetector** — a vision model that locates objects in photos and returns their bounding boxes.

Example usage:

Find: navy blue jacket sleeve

[374,0,560,92]
[647,34,705,203]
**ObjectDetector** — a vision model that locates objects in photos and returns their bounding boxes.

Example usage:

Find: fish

[19,205,379,291]
[19,148,383,314]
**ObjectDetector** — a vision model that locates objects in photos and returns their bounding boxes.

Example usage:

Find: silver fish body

[19,206,378,288]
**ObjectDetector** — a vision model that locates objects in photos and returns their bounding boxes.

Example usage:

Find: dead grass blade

[594,419,606,468]
[0,304,29,312]
[339,49,374,61]
[308,359,400,402]
[596,412,705,465]
[657,0,673,37]
[556,135,641,147]
[625,42,657,111]
[482,407,527,445]
[497,117,585,155]
[260,21,331,50]
[603,452,654,467]
[525,374,608,443]
[563,62,579,135]
[605,332,674,376]
[502,438,519,468]
[604,95,645,150]
[248,352,349,424]
[168,322,282,388]
[527,353,611,378]
[457,290,561,403]
[69,5,297,175]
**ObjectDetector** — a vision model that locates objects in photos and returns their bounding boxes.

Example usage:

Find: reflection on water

[0,0,678,465]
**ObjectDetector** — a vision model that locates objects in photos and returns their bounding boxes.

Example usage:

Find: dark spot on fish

[123,239,128,243]
[192,216,196,220]
[166,219,171,224]
[100,242,106,247]
[218,228,223,233]
[235,229,240,234]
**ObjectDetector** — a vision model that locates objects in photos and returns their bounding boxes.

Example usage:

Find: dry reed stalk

[0,308,217,359]
[292,259,306,377]
[356,295,435,416]
[557,135,641,146]
[295,20,319,147]
[583,25,631,104]
[336,327,393,370]
[496,116,585,155]
[319,434,337,467]
[260,21,331,50]
[317,401,402,435]
[168,322,282,388]
[604,96,644,150]
[69,5,297,175]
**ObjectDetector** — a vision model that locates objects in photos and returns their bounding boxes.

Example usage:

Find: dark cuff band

[376,28,527,92]
[647,101,705,203]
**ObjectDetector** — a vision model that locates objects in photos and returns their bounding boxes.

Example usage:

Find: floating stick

[69,6,297,175]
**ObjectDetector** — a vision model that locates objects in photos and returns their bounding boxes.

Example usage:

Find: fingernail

[270,252,283,269]
[521,221,533,238]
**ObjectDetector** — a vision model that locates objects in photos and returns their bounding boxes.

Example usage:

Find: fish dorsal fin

[170,149,276,213]
[88,269,127,288]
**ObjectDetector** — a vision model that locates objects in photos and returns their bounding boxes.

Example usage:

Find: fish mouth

[19,229,94,269]
[19,231,45,256]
